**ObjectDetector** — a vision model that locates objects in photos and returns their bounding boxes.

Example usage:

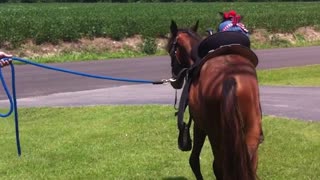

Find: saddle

[197,31,251,59]
[201,44,258,67]
[191,31,258,69]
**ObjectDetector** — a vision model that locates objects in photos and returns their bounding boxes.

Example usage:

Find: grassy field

[258,64,320,86]
[1,2,320,47]
[23,50,154,64]
[1,3,320,62]
[0,106,319,179]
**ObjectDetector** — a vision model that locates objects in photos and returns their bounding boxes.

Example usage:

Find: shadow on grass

[162,176,188,180]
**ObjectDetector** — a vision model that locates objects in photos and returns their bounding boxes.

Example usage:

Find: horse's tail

[220,77,255,180]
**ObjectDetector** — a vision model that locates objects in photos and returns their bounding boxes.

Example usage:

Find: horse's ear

[219,12,224,19]
[170,20,178,36]
[191,20,199,32]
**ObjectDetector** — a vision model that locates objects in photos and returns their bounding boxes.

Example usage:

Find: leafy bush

[141,37,157,55]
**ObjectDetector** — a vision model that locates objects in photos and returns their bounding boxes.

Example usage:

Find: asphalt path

[1,46,320,121]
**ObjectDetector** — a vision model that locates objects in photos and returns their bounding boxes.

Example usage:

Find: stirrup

[178,122,192,151]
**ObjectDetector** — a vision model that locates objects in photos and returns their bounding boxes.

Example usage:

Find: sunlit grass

[0,106,319,179]
[33,50,148,63]
[258,64,320,86]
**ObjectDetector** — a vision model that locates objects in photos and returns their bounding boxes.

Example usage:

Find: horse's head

[167,20,201,89]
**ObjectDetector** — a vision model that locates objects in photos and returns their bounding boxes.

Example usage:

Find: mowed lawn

[258,64,320,86]
[0,106,319,179]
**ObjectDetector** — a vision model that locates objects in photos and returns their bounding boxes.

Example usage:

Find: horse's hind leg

[207,136,223,180]
[246,116,263,173]
[189,124,206,180]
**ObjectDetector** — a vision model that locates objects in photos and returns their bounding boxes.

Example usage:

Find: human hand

[0,52,12,59]
[0,52,13,67]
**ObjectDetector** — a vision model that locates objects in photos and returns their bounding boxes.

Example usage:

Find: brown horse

[166,20,264,180]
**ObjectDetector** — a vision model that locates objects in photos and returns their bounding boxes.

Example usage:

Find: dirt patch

[295,27,320,41]
[3,35,146,58]
[270,33,296,44]
[251,26,320,45]
[251,29,269,43]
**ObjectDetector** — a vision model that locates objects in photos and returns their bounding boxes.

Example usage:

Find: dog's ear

[191,20,199,32]
[170,20,178,36]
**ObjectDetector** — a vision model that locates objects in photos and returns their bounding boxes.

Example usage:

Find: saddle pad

[198,31,250,59]
[202,44,258,67]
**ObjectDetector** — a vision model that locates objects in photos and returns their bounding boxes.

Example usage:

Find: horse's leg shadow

[162,177,188,180]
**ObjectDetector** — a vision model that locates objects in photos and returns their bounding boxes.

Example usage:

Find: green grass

[259,116,320,180]
[15,49,166,64]
[0,106,319,179]
[1,2,320,47]
[258,64,320,86]
[32,50,151,64]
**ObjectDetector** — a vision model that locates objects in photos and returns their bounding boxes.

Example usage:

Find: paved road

[1,46,320,121]
[1,84,319,121]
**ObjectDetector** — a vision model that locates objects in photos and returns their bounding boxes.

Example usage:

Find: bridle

[168,33,195,151]
[168,34,189,82]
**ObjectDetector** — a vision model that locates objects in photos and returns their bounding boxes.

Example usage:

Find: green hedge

[0,3,320,47]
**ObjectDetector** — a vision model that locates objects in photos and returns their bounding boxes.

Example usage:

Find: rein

[174,67,194,151]
[168,31,200,140]
[169,49,196,151]
[0,57,175,156]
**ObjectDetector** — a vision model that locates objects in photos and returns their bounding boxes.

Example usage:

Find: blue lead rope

[0,63,21,156]
[1,57,171,156]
